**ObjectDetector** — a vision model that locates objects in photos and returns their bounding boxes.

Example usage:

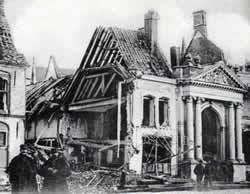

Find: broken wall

[128,76,177,175]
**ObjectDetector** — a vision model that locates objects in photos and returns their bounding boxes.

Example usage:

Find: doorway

[202,107,221,161]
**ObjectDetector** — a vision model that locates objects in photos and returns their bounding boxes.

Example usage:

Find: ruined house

[0,0,28,178]
[25,10,249,181]
[61,10,176,174]
[26,56,73,140]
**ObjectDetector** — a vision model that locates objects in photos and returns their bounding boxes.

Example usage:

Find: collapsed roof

[63,26,172,105]
[26,76,72,119]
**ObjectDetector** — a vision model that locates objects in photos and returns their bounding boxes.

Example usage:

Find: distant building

[0,0,28,178]
[26,55,75,85]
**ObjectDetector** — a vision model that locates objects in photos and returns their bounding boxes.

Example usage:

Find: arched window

[142,95,155,127]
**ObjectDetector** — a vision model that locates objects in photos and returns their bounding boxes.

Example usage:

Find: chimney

[193,10,207,37]
[144,10,159,54]
[170,46,181,69]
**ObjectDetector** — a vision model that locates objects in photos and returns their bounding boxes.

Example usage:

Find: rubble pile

[67,170,120,194]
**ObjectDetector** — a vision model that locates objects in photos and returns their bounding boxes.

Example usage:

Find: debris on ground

[67,166,139,194]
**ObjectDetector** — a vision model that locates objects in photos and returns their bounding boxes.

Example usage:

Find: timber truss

[62,26,172,109]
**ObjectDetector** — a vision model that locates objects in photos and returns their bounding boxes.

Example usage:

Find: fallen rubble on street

[67,164,140,194]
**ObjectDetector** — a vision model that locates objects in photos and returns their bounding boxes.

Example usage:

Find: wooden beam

[79,28,99,69]
[96,33,112,64]
[69,97,125,111]
[85,72,110,79]
[100,40,116,67]
[74,79,90,102]
[72,76,86,103]
[83,27,104,69]
[80,79,93,99]
[89,30,108,67]
[102,74,116,96]
[87,77,99,98]
[117,81,122,158]
[93,74,105,98]
[70,96,113,105]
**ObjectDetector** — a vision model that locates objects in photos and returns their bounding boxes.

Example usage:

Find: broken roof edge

[62,24,173,105]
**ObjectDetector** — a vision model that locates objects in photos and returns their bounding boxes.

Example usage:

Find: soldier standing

[6,144,38,194]
[39,148,71,194]
[194,160,204,186]
[204,160,214,188]
[226,160,234,183]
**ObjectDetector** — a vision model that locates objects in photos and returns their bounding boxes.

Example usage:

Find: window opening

[142,96,155,127]
[159,98,169,126]
[0,132,6,146]
[0,77,8,112]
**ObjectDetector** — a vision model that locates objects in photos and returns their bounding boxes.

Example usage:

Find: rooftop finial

[31,57,37,84]
[45,55,59,80]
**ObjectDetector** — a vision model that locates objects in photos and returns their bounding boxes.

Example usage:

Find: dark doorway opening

[202,107,221,161]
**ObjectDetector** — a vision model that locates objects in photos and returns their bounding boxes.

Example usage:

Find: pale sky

[5,0,250,69]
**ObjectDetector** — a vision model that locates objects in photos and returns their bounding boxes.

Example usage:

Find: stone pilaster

[235,103,244,162]
[186,96,195,160]
[155,97,160,128]
[179,97,185,161]
[195,97,202,160]
[228,102,236,162]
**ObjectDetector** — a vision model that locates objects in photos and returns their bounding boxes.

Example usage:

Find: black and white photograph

[0,0,250,193]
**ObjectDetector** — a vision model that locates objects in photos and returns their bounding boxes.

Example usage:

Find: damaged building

[26,56,73,140]
[61,10,176,173]
[0,0,28,178]
[25,9,250,182]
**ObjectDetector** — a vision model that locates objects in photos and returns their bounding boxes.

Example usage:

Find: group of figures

[6,144,71,194]
[194,159,234,188]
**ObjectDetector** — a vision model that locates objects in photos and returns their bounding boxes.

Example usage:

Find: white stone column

[236,103,244,162]
[186,96,195,160]
[155,97,160,128]
[179,97,185,161]
[228,102,236,161]
[195,97,202,160]
[220,126,226,160]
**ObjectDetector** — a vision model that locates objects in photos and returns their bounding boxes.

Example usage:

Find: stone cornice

[177,79,247,94]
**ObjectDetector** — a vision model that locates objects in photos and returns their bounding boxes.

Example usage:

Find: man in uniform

[194,160,204,187]
[39,148,71,194]
[6,144,38,194]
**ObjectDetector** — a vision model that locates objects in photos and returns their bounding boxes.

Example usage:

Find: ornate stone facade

[197,67,239,87]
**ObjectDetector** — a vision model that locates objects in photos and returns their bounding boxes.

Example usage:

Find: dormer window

[0,71,9,114]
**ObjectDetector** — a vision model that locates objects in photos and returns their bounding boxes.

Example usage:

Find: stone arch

[201,102,225,161]
[201,101,225,127]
